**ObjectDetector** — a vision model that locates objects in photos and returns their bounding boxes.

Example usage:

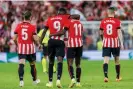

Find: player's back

[68,19,83,38]
[16,22,35,44]
[100,17,120,38]
[67,19,83,47]
[100,17,121,48]
[46,15,69,40]
[15,22,36,54]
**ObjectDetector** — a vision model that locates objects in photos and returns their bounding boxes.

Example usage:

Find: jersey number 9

[54,21,61,31]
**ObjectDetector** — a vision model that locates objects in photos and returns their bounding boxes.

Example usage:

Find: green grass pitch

[0,60,133,89]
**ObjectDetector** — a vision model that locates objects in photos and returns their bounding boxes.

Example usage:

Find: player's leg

[28,54,40,84]
[67,48,76,88]
[42,46,48,73]
[55,40,65,88]
[112,48,121,81]
[102,47,111,82]
[42,45,56,73]
[46,39,55,87]
[18,54,26,87]
[75,47,83,87]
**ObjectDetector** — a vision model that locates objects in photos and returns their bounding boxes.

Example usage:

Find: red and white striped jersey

[14,21,36,54]
[18,43,36,54]
[45,14,70,41]
[65,19,83,47]
[100,17,121,48]
[103,38,120,48]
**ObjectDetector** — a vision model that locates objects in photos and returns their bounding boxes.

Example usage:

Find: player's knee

[30,61,36,65]
[49,56,54,64]
[104,56,109,63]
[19,59,25,64]
[57,56,63,62]
[76,64,80,68]
[67,58,73,66]
[114,57,120,64]
[68,61,72,66]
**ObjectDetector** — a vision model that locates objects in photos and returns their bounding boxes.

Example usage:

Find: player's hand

[38,44,43,51]
[49,35,52,38]
[120,44,124,50]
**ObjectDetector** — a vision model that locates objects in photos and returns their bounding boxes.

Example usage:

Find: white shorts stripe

[22,44,25,54]
[79,38,82,47]
[108,38,110,47]
[104,38,107,47]
[30,44,33,54]
[71,38,74,47]
[67,38,70,47]
[27,44,29,54]
[33,43,36,53]
[112,38,114,48]
[75,38,78,47]
[18,43,21,54]
[115,38,117,47]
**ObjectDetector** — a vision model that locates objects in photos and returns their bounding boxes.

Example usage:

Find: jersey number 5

[106,24,112,35]
[22,28,28,40]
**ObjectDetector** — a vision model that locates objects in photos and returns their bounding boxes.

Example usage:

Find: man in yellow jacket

[38,29,56,73]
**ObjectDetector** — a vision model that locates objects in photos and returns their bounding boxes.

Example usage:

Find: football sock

[18,64,24,81]
[49,63,54,82]
[57,62,63,80]
[68,66,75,79]
[76,67,81,82]
[115,64,120,79]
[30,64,37,81]
[103,63,108,78]
[42,57,47,72]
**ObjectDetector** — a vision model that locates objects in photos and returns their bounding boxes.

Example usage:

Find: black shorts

[67,46,83,59]
[102,47,120,57]
[18,53,36,62]
[48,39,65,58]
[43,45,48,56]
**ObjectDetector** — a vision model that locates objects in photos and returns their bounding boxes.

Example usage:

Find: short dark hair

[70,14,80,20]
[58,8,67,15]
[22,10,31,20]
[108,7,116,11]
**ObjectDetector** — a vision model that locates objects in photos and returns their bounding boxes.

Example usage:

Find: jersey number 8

[106,24,112,35]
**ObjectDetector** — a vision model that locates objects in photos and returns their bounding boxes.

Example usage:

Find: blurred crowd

[0,1,133,52]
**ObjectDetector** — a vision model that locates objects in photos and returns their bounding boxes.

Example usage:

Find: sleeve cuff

[100,28,103,30]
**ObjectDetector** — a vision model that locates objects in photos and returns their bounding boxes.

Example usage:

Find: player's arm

[50,27,68,37]
[33,34,40,46]
[13,25,19,46]
[99,20,104,40]
[99,28,103,40]
[118,29,124,49]
[40,26,48,44]
[13,34,18,46]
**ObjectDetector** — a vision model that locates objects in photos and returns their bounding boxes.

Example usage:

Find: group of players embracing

[13,7,123,88]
